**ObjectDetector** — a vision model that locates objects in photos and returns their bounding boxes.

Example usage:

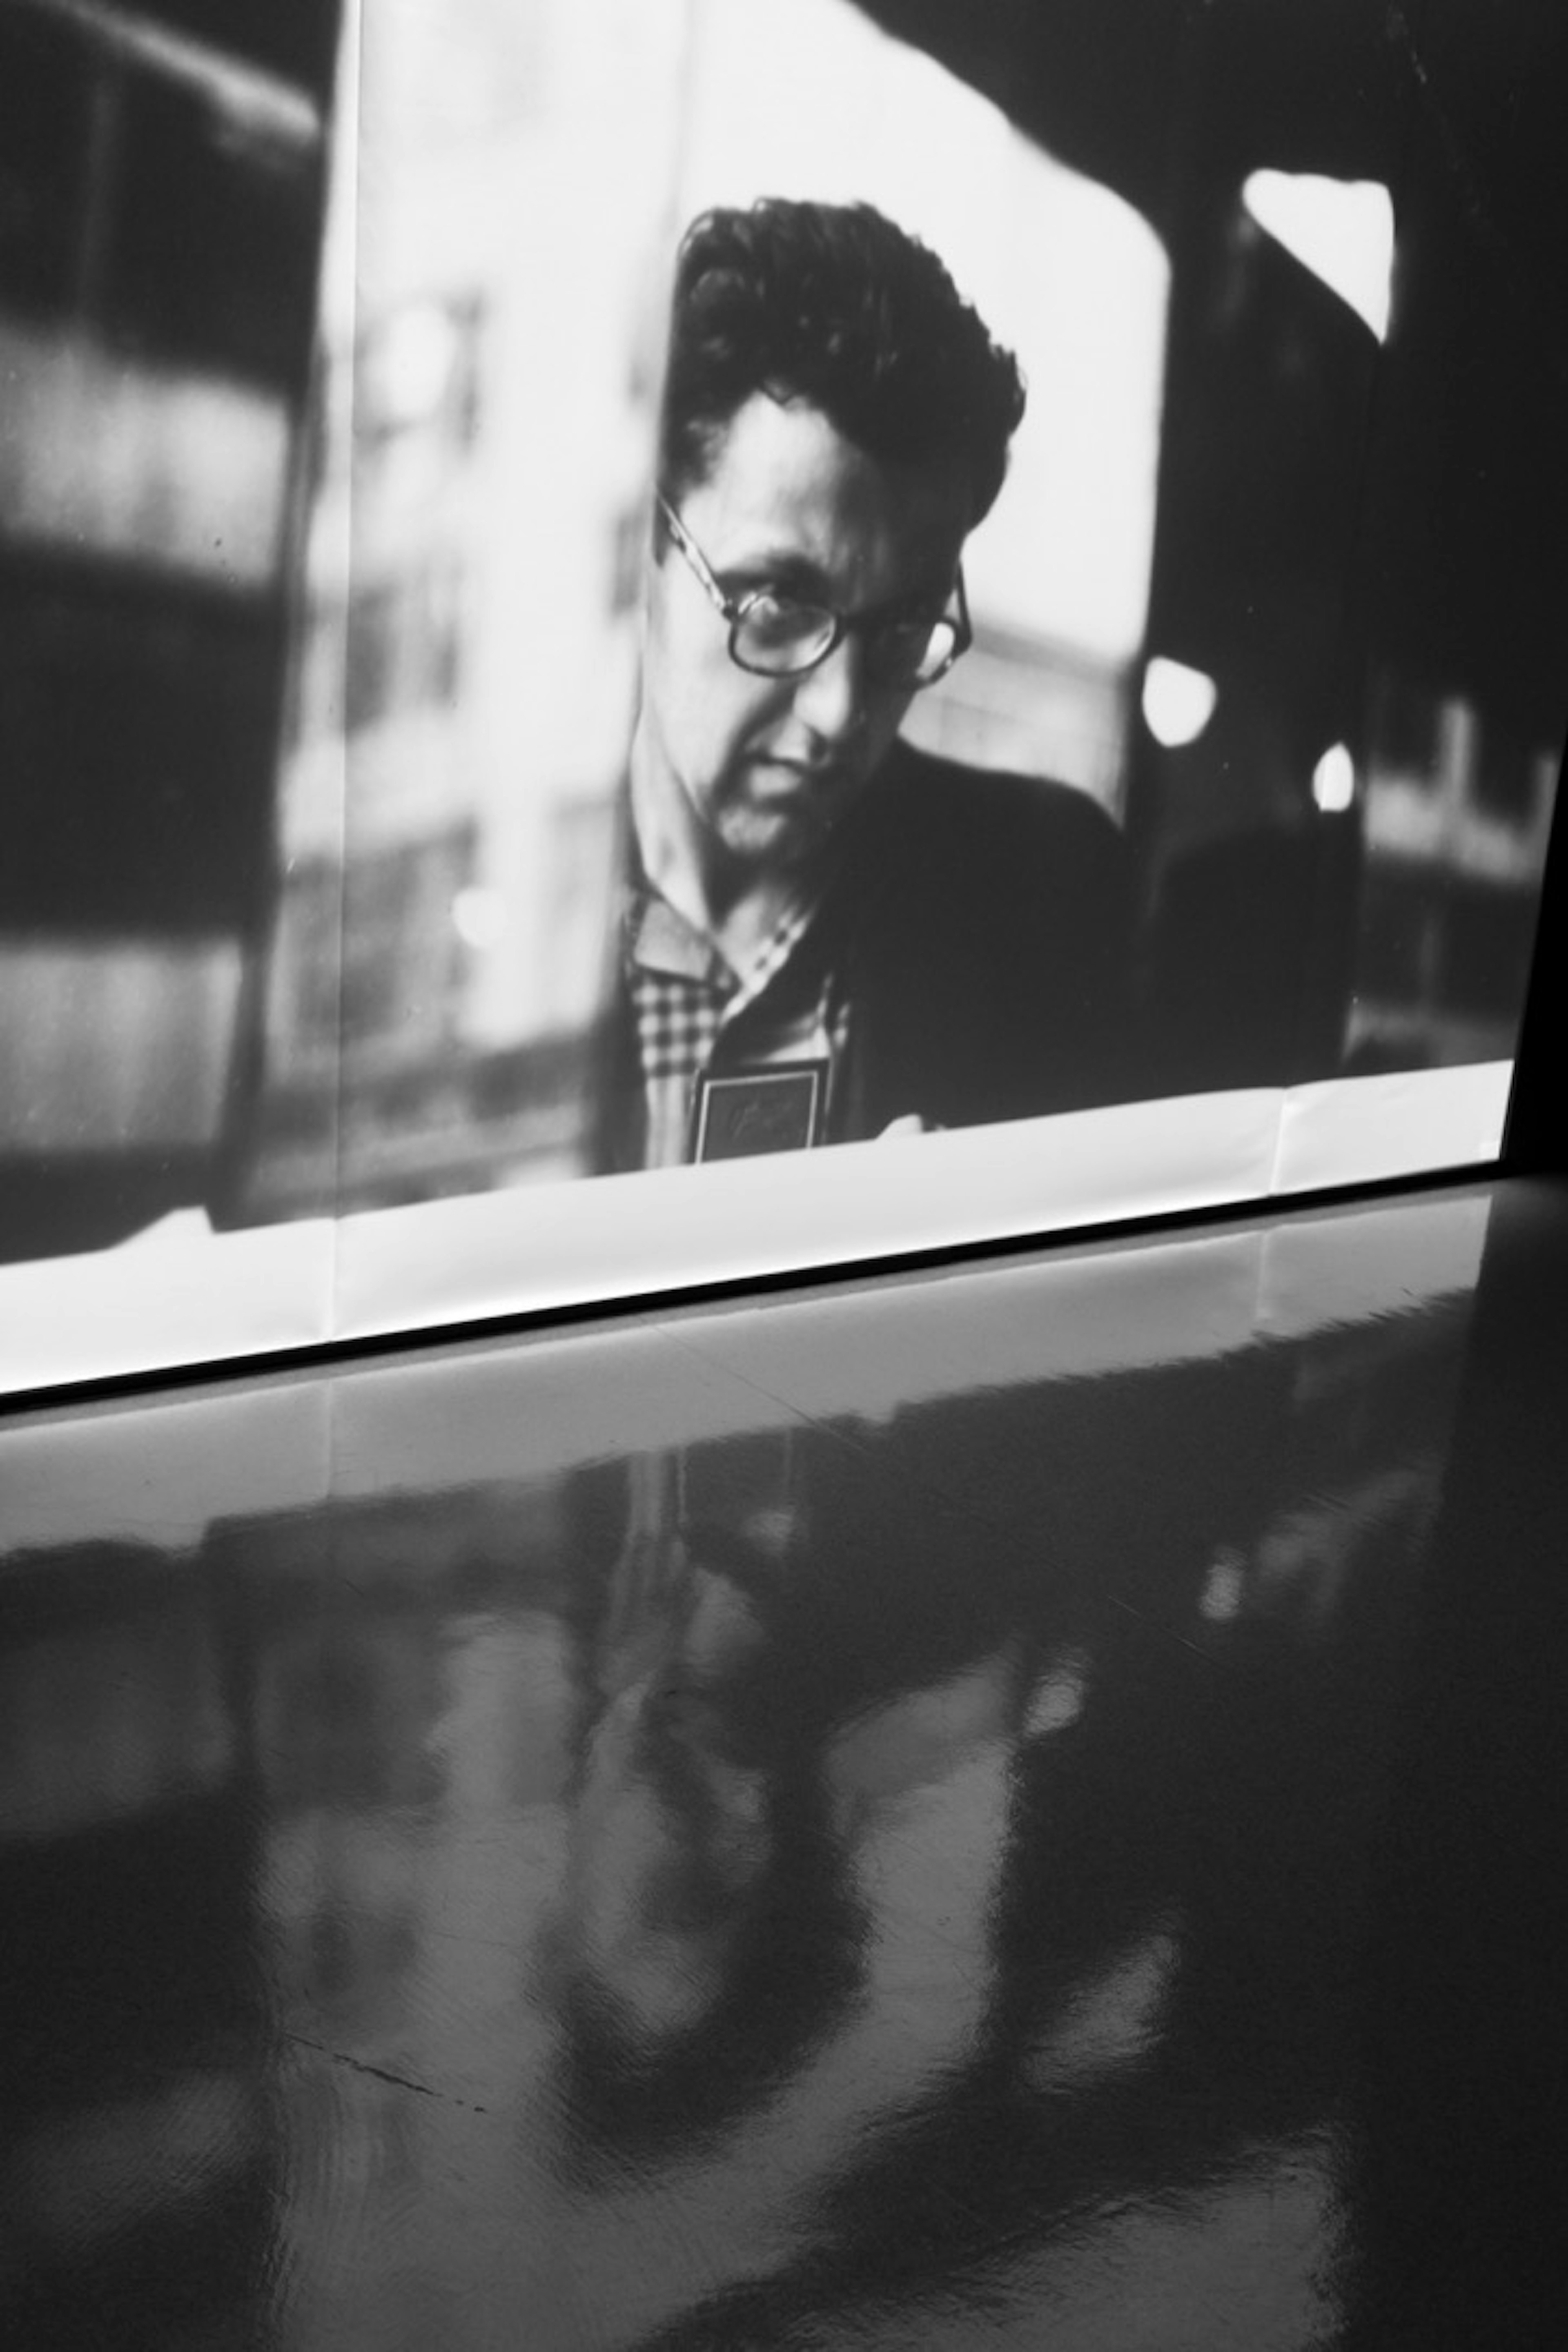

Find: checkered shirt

[622,882,851,1167]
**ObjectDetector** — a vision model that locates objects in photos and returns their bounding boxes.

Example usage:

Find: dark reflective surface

[3,1182,1565,2348]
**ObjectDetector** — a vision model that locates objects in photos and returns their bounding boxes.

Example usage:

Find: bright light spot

[1025,1648,1090,1737]
[1199,1547,1246,1624]
[452,887,506,950]
[1242,172,1395,342]
[1142,657,1218,749]
[1312,743,1356,813]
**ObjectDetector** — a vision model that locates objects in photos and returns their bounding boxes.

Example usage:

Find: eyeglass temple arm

[655,494,736,620]
[953,565,972,650]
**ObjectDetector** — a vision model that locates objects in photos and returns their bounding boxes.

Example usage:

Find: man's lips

[748,752,851,795]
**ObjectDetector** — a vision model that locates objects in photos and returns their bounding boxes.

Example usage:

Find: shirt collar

[621,856,832,998]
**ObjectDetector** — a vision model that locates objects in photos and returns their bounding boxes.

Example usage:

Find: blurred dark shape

[103,65,322,390]
[1145,808,1361,1091]
[1137,682,1363,1092]
[0,13,91,316]
[1,575,283,935]
[140,0,336,99]
[1502,738,1568,1174]
[0,1544,273,2348]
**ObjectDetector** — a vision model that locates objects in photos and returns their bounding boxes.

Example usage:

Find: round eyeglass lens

[874,619,958,686]
[732,593,837,675]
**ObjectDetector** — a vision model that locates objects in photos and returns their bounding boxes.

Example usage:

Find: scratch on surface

[1385,0,1555,358]
[1383,2,1487,234]
[1384,3,1431,94]
[1107,1589,1217,1666]
[1384,4,1568,399]
[284,2031,490,2114]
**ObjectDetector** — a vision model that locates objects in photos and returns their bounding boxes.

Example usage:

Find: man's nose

[791,630,870,741]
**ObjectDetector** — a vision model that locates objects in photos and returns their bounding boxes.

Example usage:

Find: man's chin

[727,773,864,860]
[719,800,835,869]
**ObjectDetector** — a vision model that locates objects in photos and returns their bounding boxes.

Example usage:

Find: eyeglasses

[657,495,970,690]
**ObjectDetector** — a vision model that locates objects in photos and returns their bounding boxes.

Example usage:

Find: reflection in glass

[0,1221,1481,2345]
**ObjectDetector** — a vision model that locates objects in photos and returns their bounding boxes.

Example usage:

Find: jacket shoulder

[845,742,1134,1128]
[866,739,1128,895]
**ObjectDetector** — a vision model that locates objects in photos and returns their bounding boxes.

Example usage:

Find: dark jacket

[591,739,1133,1170]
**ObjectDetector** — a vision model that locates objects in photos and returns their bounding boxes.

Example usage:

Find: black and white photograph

[2,0,1564,1390]
[4,16,1568,2345]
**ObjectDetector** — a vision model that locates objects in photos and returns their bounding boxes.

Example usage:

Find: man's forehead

[685,393,972,579]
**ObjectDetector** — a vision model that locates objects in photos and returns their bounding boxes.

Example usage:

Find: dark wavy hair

[658,198,1026,524]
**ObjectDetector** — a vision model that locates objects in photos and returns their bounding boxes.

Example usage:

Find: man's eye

[742,590,826,643]
[746,587,812,618]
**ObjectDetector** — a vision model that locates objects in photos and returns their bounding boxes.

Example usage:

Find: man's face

[638,393,973,880]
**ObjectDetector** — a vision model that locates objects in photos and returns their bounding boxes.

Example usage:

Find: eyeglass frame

[655,493,972,690]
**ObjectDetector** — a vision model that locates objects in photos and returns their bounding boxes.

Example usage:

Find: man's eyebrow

[718,547,832,593]
[720,548,956,615]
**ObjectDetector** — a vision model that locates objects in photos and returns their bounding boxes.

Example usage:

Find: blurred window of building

[341,825,475,1062]
[269,859,343,1060]
[345,560,467,737]
[358,294,486,459]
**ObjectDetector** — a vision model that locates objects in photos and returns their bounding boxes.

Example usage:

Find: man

[593,197,1130,1172]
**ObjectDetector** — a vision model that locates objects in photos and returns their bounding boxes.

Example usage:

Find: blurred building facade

[0,0,334,1260]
